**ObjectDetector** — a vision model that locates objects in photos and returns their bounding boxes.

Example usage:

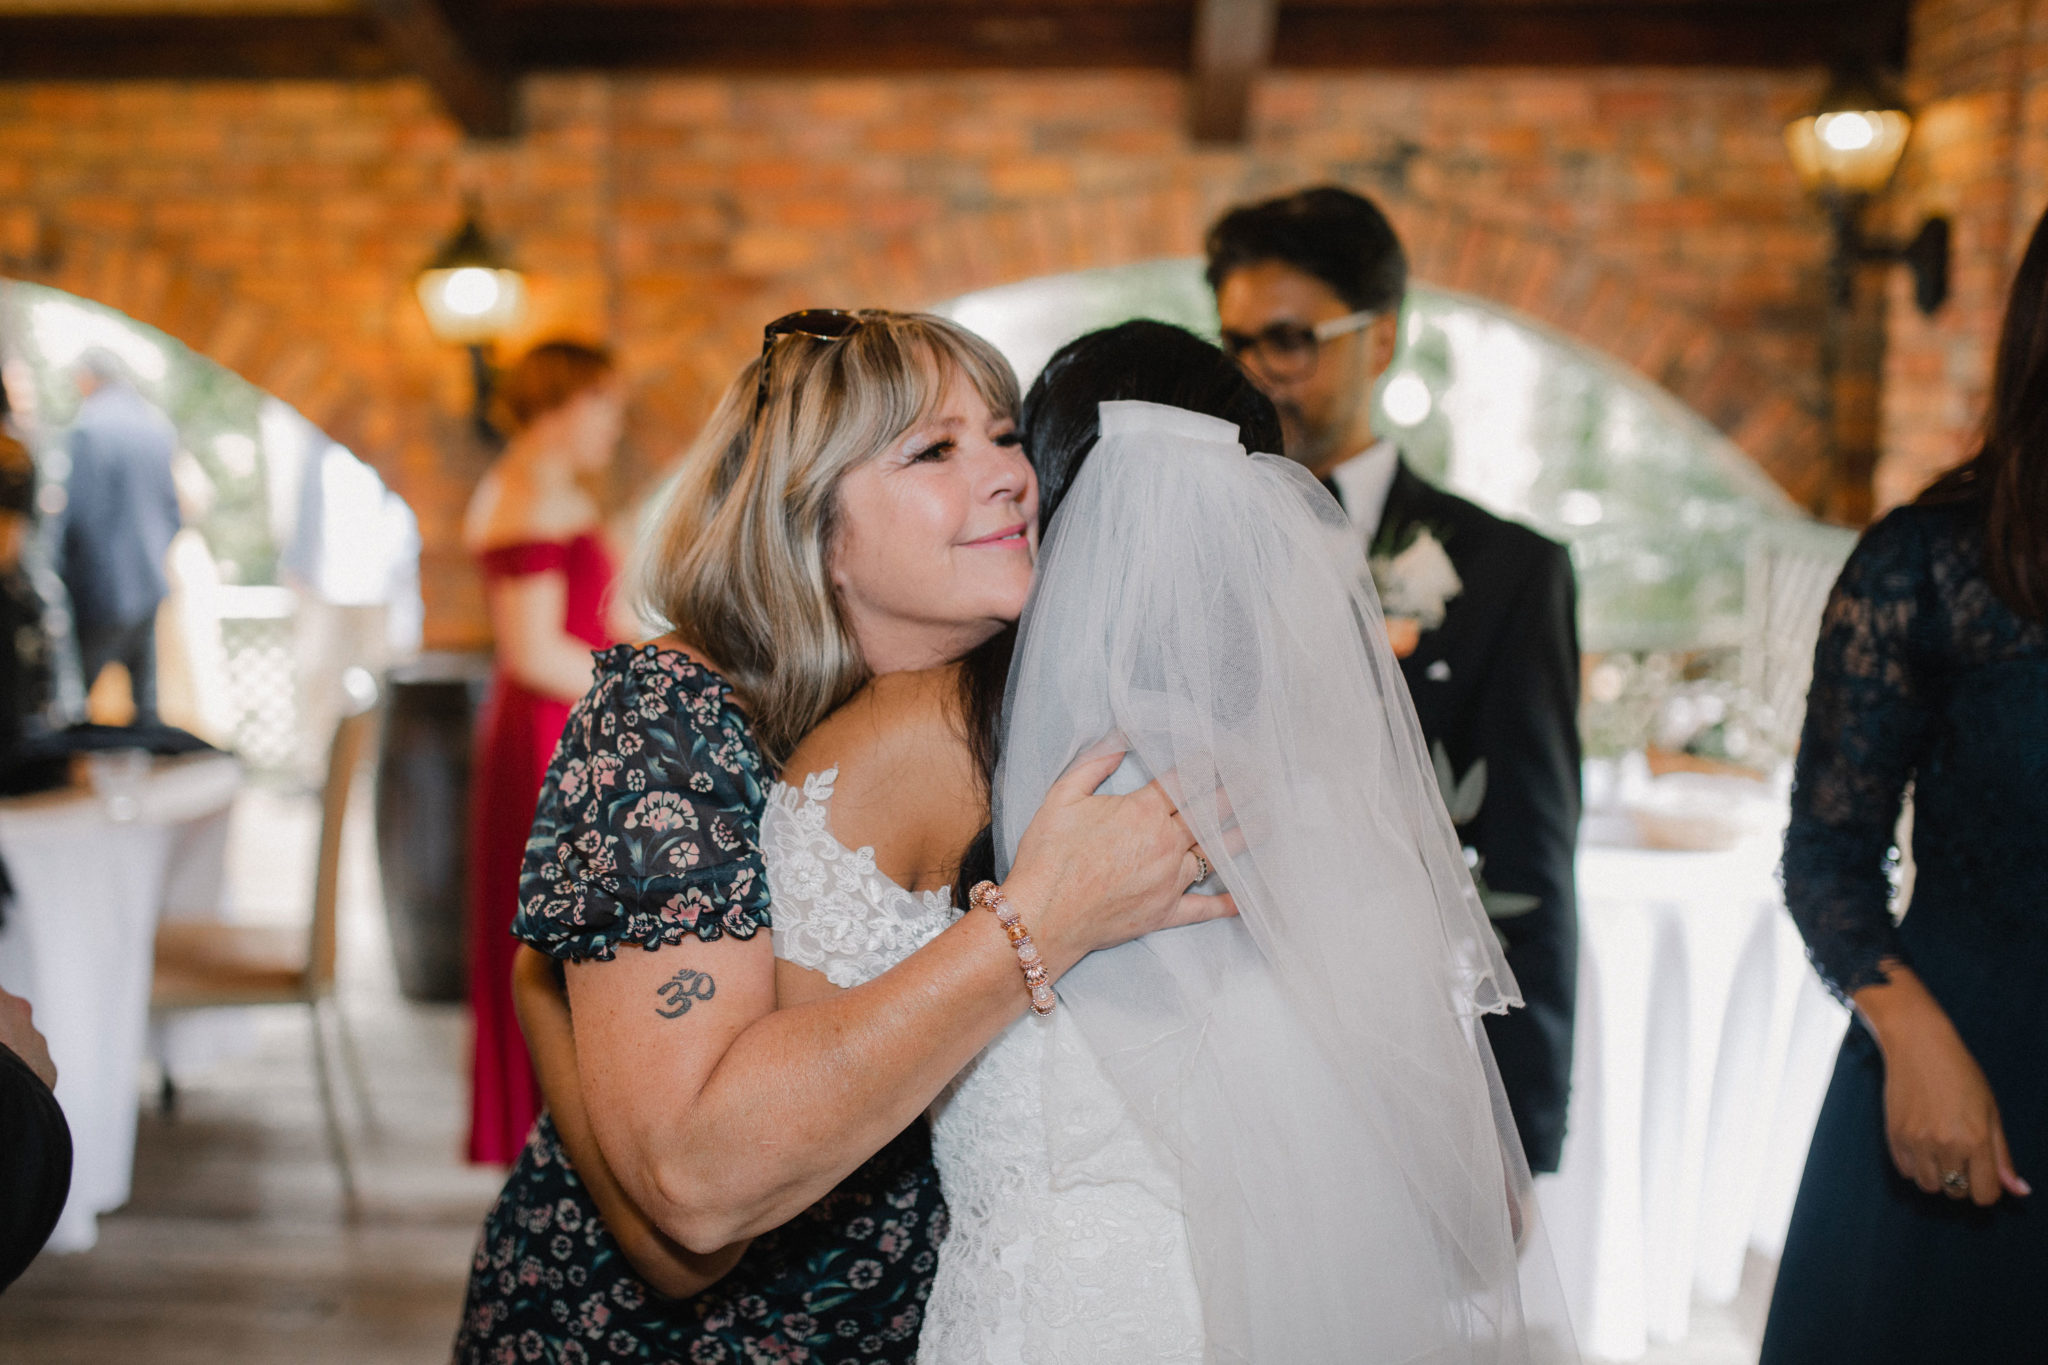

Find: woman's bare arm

[514,950,865,1295]
[572,760,1224,1256]
[469,463,604,702]
[510,673,967,1295]
[487,573,598,702]
[511,946,746,1297]
[569,894,1032,1252]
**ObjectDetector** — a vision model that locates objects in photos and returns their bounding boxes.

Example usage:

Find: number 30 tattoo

[655,967,717,1019]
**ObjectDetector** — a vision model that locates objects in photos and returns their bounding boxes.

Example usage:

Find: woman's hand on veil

[1003,746,1236,979]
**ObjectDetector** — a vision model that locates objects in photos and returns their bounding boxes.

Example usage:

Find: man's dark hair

[1203,185,1408,314]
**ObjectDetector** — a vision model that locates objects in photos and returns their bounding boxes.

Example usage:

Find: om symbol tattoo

[655,967,717,1019]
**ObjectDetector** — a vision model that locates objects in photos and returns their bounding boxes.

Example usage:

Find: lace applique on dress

[756,767,1206,1363]
[916,1010,1206,1365]
[763,767,957,990]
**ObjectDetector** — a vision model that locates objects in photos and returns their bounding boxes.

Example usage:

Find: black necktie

[1319,474,1345,511]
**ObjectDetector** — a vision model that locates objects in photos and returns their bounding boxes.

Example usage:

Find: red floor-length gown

[466,532,617,1164]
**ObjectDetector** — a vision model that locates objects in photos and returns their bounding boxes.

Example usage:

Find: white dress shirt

[1326,438,1400,541]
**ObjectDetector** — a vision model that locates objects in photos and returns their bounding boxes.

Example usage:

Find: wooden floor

[0,786,1772,1365]
[0,786,503,1365]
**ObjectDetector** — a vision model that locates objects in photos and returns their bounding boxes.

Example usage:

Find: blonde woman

[453,312,1226,1364]
[504,322,1563,1365]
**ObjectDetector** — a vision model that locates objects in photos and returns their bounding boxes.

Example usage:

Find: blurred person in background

[0,420,52,757]
[460,339,626,1165]
[0,371,53,756]
[0,983,70,1294]
[56,348,179,725]
[1206,186,1581,1175]
[0,388,56,921]
[1761,204,2048,1364]
[1,356,85,726]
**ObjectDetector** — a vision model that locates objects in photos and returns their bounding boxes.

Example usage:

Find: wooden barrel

[374,652,490,1002]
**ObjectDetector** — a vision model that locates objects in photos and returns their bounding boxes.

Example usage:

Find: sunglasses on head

[753,309,868,422]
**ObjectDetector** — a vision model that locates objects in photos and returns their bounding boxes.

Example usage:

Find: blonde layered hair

[635,311,1020,767]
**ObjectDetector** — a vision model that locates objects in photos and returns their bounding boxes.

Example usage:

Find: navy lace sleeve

[513,644,773,962]
[1783,509,1939,1003]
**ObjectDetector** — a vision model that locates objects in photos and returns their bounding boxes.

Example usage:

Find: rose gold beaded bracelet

[968,880,1055,1015]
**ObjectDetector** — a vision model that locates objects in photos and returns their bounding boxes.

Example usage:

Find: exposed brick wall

[1880,0,2048,508]
[0,68,1843,648]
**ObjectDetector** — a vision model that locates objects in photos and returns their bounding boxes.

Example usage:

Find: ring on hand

[1191,850,1212,885]
[1941,1169,1970,1196]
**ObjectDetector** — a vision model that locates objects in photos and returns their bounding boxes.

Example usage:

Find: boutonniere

[1429,740,1541,947]
[1368,525,1462,658]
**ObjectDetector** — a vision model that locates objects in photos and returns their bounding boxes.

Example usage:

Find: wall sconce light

[1785,70,1949,315]
[416,201,528,443]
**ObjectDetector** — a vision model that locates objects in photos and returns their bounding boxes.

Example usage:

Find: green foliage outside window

[939,260,1822,656]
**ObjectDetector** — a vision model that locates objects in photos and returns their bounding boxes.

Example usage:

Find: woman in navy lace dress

[1761,211,2048,1364]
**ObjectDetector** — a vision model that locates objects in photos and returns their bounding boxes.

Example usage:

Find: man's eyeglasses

[1219,309,1383,383]
[754,308,867,421]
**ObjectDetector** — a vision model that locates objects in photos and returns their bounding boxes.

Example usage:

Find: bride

[528,321,1566,1363]
[775,321,1556,1363]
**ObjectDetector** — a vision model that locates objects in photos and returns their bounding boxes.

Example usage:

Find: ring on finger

[1191,849,1212,884]
[1941,1168,1971,1197]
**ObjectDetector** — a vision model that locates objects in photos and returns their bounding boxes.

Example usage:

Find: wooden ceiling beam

[0,3,1909,83]
[499,3,1904,74]
[1190,0,1277,144]
[360,0,517,138]
[502,7,1190,71]
[1275,3,1908,71]
[0,14,402,78]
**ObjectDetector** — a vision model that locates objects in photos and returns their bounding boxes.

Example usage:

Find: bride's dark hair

[951,320,1285,904]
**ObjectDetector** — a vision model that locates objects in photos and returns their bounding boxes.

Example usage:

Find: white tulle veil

[994,400,1576,1364]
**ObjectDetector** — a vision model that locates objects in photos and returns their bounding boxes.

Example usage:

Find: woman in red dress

[461,340,625,1163]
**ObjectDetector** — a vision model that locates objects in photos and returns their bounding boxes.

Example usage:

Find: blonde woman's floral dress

[454,645,947,1365]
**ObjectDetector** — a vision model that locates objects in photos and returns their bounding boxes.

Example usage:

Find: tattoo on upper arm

[655,967,717,1019]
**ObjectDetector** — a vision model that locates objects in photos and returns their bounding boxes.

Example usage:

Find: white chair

[151,671,380,1202]
[1740,519,1858,756]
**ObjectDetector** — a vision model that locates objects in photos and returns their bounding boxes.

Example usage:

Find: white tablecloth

[0,752,241,1252]
[1538,818,1850,1360]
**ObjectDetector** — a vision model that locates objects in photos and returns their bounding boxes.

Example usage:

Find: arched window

[1,279,420,772]
[939,261,1855,764]
[942,260,1844,649]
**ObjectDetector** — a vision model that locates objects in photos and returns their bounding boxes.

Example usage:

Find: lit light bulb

[442,267,504,318]
[1785,103,1912,196]
[1381,372,1434,427]
[1819,111,1877,152]
[1558,489,1604,526]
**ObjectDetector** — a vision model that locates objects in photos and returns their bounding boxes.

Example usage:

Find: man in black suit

[1206,186,1582,1173]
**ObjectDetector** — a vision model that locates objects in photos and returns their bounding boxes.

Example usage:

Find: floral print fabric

[456,645,948,1364]
[514,644,773,961]
[455,1116,944,1365]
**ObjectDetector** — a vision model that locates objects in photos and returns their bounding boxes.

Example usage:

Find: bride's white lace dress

[762,768,1206,1365]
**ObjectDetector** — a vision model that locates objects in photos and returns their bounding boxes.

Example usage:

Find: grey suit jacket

[58,385,180,632]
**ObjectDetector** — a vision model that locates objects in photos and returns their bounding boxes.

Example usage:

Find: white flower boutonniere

[1368,528,1463,631]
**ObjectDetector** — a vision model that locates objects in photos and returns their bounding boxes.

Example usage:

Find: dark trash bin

[376,651,491,1002]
